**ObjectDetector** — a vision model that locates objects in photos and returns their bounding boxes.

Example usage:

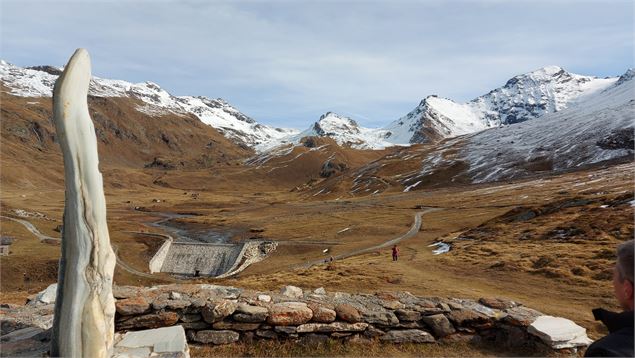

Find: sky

[1,0,633,129]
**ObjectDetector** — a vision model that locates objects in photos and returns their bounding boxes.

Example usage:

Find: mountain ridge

[0,60,297,148]
[1,60,629,152]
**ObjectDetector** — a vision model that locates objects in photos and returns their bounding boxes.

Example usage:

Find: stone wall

[113,284,592,353]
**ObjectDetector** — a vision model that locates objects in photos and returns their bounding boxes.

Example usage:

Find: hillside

[0,60,297,148]
[305,72,634,198]
[383,66,621,144]
[0,88,251,190]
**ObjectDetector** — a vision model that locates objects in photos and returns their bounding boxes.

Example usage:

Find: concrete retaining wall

[160,243,244,277]
[149,237,173,274]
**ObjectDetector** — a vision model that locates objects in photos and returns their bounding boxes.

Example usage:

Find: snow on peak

[615,68,635,86]
[0,60,296,148]
[384,66,621,144]
[277,112,395,150]
[314,112,360,136]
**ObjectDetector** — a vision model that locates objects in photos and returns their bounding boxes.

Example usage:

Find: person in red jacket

[392,245,399,261]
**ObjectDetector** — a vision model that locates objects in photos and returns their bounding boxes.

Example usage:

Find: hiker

[392,245,399,261]
[585,239,634,357]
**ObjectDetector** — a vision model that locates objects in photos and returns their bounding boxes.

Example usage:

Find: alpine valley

[1,59,633,355]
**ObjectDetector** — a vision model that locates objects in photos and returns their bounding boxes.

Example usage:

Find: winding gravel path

[300,207,440,269]
[1,215,177,281]
[0,215,60,242]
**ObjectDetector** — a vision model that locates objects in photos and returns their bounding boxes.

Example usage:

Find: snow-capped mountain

[0,60,297,147]
[306,72,633,198]
[384,66,620,144]
[272,112,395,150]
[422,68,634,183]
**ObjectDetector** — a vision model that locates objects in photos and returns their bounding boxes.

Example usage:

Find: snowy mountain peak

[0,60,296,148]
[314,112,360,136]
[384,66,622,145]
[280,112,394,150]
[615,68,635,86]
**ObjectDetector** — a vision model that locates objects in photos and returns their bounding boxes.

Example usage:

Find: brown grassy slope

[0,90,251,189]
[242,136,391,189]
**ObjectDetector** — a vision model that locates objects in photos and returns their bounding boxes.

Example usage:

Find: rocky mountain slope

[0,87,251,190]
[246,136,389,188]
[383,66,620,144]
[306,71,634,197]
[267,112,395,151]
[0,60,297,148]
[265,66,623,150]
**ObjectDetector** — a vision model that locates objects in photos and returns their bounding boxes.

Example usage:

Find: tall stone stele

[50,49,117,357]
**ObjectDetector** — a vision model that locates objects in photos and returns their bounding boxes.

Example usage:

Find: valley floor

[1,162,633,344]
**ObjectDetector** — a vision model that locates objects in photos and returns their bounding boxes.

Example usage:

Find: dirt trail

[2,216,177,282]
[300,207,440,269]
[0,216,60,242]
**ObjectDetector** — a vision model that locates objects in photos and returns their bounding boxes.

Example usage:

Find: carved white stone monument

[50,48,116,358]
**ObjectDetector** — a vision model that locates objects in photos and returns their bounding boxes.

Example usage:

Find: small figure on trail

[329,256,334,262]
[584,239,633,357]
[392,245,399,261]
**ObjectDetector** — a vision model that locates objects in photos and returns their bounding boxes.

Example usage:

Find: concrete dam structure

[161,242,244,277]
[149,238,278,278]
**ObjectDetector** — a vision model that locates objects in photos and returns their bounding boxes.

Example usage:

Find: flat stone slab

[115,325,189,357]
[527,315,592,349]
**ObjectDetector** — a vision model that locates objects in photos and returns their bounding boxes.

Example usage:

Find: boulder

[361,310,399,326]
[335,304,362,323]
[112,286,141,299]
[114,326,189,357]
[274,326,298,335]
[527,316,592,349]
[180,314,202,323]
[479,297,517,310]
[180,321,210,330]
[363,325,385,338]
[503,306,543,327]
[257,295,272,303]
[117,312,179,330]
[446,309,490,327]
[152,295,191,310]
[267,302,313,326]
[201,300,237,323]
[381,300,406,310]
[297,322,368,333]
[313,287,327,295]
[212,321,260,331]
[233,303,268,323]
[115,296,150,316]
[194,330,239,345]
[30,284,57,305]
[395,309,421,322]
[280,285,304,299]
[307,303,336,323]
[380,329,435,343]
[421,314,456,337]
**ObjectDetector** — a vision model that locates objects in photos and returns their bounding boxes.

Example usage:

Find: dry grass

[189,339,560,357]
